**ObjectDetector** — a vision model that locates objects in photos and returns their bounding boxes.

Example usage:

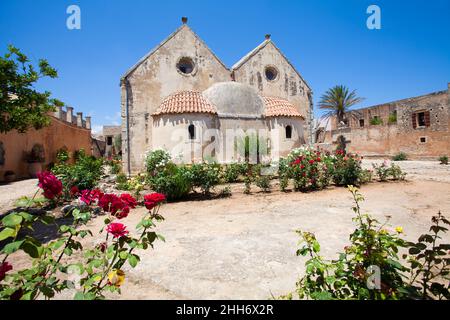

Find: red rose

[98,194,130,219]
[70,186,80,197]
[291,158,301,166]
[309,159,315,164]
[0,261,13,281]
[96,242,107,253]
[80,189,104,205]
[144,193,166,210]
[316,157,321,162]
[120,193,137,209]
[106,222,129,239]
[300,164,305,169]
[37,171,63,200]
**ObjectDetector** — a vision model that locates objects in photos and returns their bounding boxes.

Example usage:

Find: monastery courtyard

[2,159,450,299]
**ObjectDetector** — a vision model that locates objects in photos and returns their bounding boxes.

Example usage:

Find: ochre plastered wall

[0,117,92,180]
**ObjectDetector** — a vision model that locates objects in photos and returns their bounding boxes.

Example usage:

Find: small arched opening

[188,124,195,140]
[285,125,292,139]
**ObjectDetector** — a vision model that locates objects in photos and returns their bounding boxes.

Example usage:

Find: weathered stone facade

[321,83,450,158]
[121,19,312,174]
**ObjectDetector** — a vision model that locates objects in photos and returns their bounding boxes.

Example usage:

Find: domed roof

[263,96,304,118]
[202,82,265,117]
[153,91,217,115]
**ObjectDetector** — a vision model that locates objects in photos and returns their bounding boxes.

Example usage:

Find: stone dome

[202,82,265,117]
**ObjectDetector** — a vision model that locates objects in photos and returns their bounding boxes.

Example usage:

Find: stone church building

[120,18,313,174]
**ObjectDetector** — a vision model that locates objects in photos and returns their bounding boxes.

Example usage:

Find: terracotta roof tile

[263,96,304,118]
[153,91,217,115]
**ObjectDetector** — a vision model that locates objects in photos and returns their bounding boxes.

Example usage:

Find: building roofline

[231,39,312,92]
[120,24,229,82]
[349,89,448,113]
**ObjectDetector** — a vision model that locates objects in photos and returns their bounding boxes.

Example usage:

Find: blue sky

[1,0,449,132]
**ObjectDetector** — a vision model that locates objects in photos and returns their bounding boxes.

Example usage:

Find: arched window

[285,125,292,139]
[188,124,195,140]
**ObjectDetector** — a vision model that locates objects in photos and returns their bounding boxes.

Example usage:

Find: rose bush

[37,171,63,201]
[282,186,449,300]
[0,173,167,300]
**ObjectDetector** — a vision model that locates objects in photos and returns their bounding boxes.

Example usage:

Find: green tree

[0,45,63,133]
[318,85,364,125]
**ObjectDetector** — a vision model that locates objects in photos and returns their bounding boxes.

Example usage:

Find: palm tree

[318,85,364,125]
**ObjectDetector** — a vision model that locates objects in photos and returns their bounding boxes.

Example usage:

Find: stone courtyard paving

[1,160,450,299]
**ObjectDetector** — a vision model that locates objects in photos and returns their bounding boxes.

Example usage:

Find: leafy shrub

[403,211,450,299]
[127,174,146,200]
[218,186,232,198]
[0,174,166,300]
[392,152,408,161]
[278,158,290,192]
[370,117,383,125]
[186,162,221,195]
[116,173,129,190]
[389,163,406,181]
[372,161,406,181]
[255,175,271,193]
[222,163,246,183]
[52,149,103,196]
[359,169,373,184]
[372,161,391,181]
[388,113,397,124]
[332,152,363,186]
[288,186,450,300]
[242,163,253,194]
[145,149,171,174]
[147,162,192,201]
[110,160,122,174]
[56,148,69,163]
[287,148,332,191]
[439,155,448,165]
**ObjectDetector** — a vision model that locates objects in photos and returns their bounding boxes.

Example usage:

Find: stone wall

[121,22,313,174]
[324,84,450,158]
[232,39,312,144]
[121,24,230,173]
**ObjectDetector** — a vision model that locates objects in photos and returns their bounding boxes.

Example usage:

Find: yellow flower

[395,226,403,234]
[108,269,125,287]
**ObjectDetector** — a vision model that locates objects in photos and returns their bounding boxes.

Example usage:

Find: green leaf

[2,213,23,228]
[14,197,34,207]
[50,238,67,250]
[74,292,86,300]
[409,247,421,255]
[59,225,70,233]
[21,238,44,258]
[18,212,34,222]
[312,241,321,253]
[311,291,333,300]
[128,254,139,268]
[147,232,157,243]
[40,215,55,225]
[119,251,128,260]
[0,227,17,241]
[2,240,25,254]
